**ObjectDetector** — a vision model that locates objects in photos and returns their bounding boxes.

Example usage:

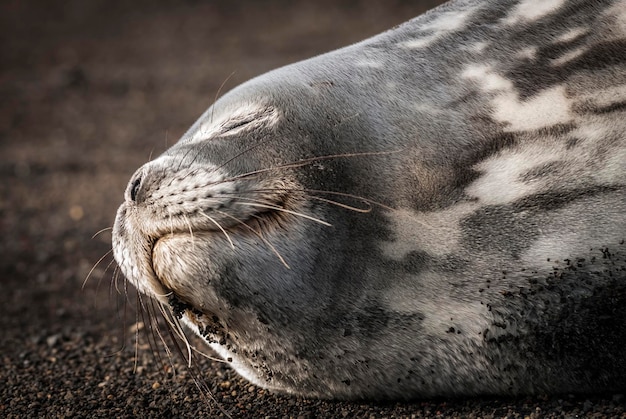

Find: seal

[112,0,626,399]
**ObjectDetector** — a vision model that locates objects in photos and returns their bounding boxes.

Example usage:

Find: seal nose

[124,156,174,204]
[130,176,141,201]
[126,172,143,203]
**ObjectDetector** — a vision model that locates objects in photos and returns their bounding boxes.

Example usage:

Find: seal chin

[149,233,233,344]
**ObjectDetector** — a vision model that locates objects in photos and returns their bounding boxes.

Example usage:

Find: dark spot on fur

[535,123,576,137]
[506,11,626,99]
[400,251,429,275]
[577,100,626,115]
[462,186,622,256]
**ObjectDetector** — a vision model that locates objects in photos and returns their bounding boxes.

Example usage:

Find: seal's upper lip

[147,203,286,291]
[142,184,299,307]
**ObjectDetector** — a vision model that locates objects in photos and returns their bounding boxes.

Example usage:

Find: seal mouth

[148,198,291,259]
[122,178,312,342]
[145,197,301,336]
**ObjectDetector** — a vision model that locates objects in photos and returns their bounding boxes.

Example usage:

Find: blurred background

[1,0,623,417]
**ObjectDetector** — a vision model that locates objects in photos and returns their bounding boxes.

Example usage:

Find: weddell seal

[112,0,626,400]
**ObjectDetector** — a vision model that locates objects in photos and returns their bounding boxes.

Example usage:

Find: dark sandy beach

[1,0,624,417]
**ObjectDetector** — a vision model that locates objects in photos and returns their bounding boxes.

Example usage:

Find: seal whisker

[133,292,143,374]
[127,280,230,413]
[167,208,175,236]
[107,265,120,305]
[108,266,123,305]
[94,257,120,308]
[236,201,333,227]
[156,300,193,368]
[198,211,236,249]
[210,70,237,124]
[174,72,238,171]
[182,214,195,251]
[151,300,180,371]
[102,267,131,359]
[308,195,373,214]
[138,294,177,380]
[138,292,233,416]
[189,345,229,363]
[157,302,233,418]
[303,189,394,212]
[213,137,271,172]
[185,142,212,169]
[216,209,291,269]
[221,150,404,183]
[113,265,125,296]
[144,290,233,413]
[121,268,128,299]
[146,301,171,364]
[160,330,216,412]
[222,187,390,213]
[83,248,113,289]
[91,226,112,239]
[176,143,204,172]
[151,289,176,299]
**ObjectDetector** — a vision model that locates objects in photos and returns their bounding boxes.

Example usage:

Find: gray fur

[113,0,626,399]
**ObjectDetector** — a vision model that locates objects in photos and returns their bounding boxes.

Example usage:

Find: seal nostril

[130,177,142,202]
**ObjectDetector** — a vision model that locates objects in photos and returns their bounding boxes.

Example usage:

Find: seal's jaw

[110,151,324,382]
[113,213,234,353]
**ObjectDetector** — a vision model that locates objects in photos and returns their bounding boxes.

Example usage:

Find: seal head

[113,0,626,399]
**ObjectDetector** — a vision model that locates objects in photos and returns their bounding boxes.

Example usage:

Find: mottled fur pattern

[113,0,626,399]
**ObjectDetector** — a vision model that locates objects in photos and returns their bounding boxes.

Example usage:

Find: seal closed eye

[112,0,626,400]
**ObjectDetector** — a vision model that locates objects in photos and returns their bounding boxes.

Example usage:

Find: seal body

[112,0,626,399]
